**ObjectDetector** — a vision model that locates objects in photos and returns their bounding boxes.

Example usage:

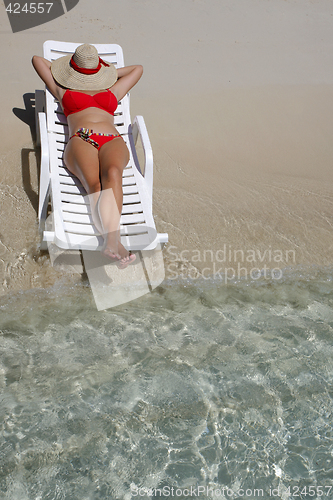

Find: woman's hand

[32,55,61,99]
[110,65,143,101]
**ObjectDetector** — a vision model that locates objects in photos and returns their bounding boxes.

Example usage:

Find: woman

[32,43,143,268]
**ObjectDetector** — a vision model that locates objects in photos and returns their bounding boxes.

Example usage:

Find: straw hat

[51,44,117,90]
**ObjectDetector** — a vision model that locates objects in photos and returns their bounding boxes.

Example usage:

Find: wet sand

[1,0,333,293]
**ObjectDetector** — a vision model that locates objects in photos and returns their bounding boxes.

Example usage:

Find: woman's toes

[116,252,136,269]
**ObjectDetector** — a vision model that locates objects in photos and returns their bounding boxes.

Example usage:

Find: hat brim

[51,54,117,91]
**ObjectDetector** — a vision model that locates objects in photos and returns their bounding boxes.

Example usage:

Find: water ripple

[1,275,333,498]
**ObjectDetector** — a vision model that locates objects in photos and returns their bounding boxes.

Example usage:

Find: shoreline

[1,260,333,312]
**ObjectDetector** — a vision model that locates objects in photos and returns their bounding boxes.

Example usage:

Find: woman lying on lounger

[32,44,143,268]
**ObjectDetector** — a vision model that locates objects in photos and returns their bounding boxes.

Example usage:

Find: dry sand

[1,0,333,293]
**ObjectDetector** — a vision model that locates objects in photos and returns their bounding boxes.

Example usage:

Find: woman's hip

[69,127,124,151]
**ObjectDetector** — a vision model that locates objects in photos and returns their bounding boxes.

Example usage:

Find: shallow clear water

[1,270,333,499]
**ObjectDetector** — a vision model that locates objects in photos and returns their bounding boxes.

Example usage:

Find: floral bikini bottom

[69,128,123,150]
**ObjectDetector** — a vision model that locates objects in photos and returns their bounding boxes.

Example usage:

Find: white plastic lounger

[35,40,168,253]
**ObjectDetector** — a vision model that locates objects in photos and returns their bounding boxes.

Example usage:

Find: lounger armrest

[35,89,45,147]
[132,115,153,196]
[38,112,50,232]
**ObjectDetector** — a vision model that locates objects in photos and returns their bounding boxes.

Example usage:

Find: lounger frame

[35,41,168,252]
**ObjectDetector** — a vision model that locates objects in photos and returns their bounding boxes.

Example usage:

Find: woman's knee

[85,181,101,195]
[100,164,123,185]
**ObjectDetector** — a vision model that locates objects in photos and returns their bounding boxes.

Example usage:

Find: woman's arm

[32,55,61,99]
[110,65,143,101]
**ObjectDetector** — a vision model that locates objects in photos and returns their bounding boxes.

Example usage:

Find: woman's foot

[116,251,136,269]
[102,244,136,269]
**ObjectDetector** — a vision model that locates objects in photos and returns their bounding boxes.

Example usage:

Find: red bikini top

[62,89,118,117]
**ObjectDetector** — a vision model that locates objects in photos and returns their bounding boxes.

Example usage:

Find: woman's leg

[63,137,104,234]
[63,136,135,266]
[98,137,135,263]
